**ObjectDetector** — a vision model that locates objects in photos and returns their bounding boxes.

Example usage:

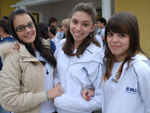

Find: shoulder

[57,38,66,48]
[2,37,16,42]
[86,43,103,54]
[129,54,150,72]
[0,42,19,61]
[84,43,104,63]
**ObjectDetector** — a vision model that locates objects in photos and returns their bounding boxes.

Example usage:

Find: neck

[31,43,36,50]
[74,42,80,49]
[115,56,124,62]
[2,33,10,38]
[50,34,55,39]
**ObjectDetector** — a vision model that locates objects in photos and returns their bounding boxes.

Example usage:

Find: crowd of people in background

[0,2,150,113]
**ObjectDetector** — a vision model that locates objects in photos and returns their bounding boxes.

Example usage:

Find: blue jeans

[0,104,10,113]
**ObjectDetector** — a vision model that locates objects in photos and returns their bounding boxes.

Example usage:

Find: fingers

[13,43,20,50]
[82,89,89,100]
[86,94,92,101]
[82,89,95,102]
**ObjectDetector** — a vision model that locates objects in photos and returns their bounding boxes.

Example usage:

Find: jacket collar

[123,53,149,69]
[18,42,39,62]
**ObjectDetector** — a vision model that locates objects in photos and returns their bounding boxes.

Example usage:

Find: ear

[0,27,3,32]
[102,22,105,26]
[90,24,96,32]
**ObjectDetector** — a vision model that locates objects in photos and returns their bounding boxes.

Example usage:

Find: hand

[13,42,20,50]
[47,83,63,99]
[57,27,61,32]
[82,89,95,101]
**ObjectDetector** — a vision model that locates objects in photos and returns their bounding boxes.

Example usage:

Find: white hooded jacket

[101,54,150,113]
[54,39,105,113]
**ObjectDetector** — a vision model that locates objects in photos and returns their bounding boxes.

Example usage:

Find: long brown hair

[62,3,100,57]
[104,12,145,82]
[8,8,56,68]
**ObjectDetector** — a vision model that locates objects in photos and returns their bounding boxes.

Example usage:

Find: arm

[0,52,48,112]
[99,28,105,41]
[0,52,63,112]
[53,48,60,86]
[137,65,150,111]
[53,67,60,86]
[55,31,61,40]
[54,63,103,112]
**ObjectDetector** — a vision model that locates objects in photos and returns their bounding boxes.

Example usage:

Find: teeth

[75,33,81,35]
[26,35,31,37]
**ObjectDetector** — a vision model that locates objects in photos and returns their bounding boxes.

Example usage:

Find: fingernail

[87,95,89,97]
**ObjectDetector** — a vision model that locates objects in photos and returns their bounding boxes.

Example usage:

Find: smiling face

[13,13,36,46]
[70,11,95,49]
[107,31,130,62]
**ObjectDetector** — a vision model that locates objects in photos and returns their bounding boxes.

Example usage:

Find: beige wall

[115,0,150,57]
[0,0,20,18]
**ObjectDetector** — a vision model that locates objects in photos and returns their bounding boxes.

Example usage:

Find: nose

[112,35,118,42]
[25,26,31,32]
[75,23,81,31]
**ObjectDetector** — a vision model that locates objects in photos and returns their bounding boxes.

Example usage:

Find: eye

[27,23,34,28]
[72,20,77,24]
[107,32,113,36]
[120,33,126,37]
[83,23,88,27]
[17,26,24,31]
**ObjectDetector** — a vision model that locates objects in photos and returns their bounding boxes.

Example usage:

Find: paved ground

[94,109,102,113]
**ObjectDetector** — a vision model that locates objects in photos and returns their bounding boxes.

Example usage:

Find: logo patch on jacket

[81,67,90,77]
[125,87,138,94]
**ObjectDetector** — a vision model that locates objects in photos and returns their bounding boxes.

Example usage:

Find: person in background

[48,25,59,48]
[38,22,56,54]
[48,17,58,27]
[0,19,16,113]
[0,18,15,113]
[2,16,8,20]
[0,8,62,113]
[54,2,105,113]
[0,19,16,70]
[55,18,70,40]
[96,17,106,51]
[61,18,70,39]
[55,25,64,40]
[82,11,150,113]
[97,17,106,41]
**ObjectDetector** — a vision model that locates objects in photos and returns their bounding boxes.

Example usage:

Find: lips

[74,32,83,38]
[25,34,32,38]
[111,45,120,49]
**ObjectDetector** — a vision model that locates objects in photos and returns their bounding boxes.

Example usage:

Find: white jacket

[101,54,150,113]
[54,39,105,113]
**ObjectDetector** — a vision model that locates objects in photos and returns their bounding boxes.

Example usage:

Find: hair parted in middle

[62,2,100,57]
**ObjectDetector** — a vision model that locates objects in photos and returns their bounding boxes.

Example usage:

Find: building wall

[115,0,150,57]
[27,0,101,26]
[0,0,101,27]
[0,0,20,18]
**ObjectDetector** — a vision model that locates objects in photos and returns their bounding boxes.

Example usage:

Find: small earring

[90,33,92,37]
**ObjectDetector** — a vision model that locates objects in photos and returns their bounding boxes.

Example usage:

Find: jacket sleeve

[54,63,104,112]
[0,52,48,112]
[55,32,61,40]
[53,68,60,86]
[137,63,150,112]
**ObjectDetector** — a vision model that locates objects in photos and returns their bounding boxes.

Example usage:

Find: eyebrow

[72,18,89,23]
[17,21,33,26]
